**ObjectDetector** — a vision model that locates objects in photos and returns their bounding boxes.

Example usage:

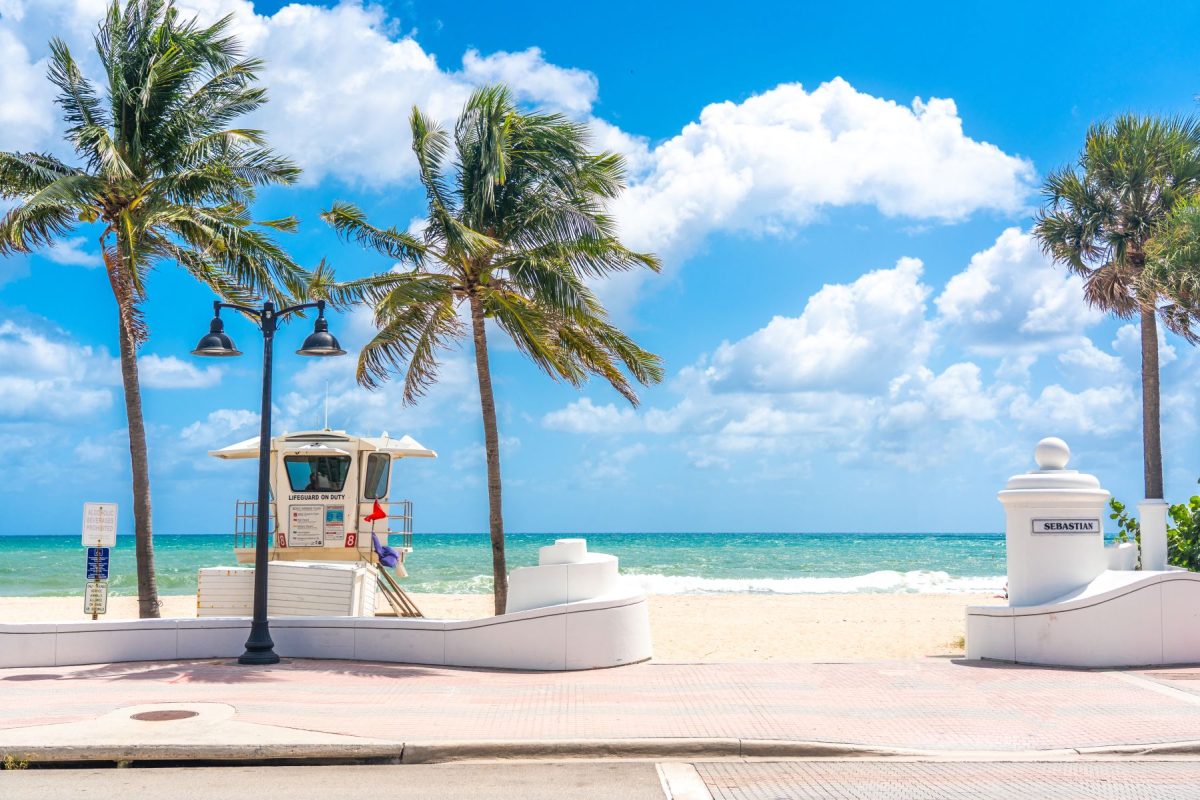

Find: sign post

[81,503,117,621]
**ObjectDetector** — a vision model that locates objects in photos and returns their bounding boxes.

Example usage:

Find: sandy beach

[0,592,1002,661]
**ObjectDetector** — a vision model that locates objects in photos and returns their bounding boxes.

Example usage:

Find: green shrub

[1110,482,1200,571]
[1168,484,1200,571]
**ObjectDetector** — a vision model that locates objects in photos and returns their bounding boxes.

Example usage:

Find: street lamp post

[192,299,346,665]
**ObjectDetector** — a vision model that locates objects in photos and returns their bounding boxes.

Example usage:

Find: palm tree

[1034,115,1200,500]
[323,86,663,614]
[0,0,304,617]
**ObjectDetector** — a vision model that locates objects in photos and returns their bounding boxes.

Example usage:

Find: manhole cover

[129,710,199,722]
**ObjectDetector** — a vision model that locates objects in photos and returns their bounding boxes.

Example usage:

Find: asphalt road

[0,763,669,800]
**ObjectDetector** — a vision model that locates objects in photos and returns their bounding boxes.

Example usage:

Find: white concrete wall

[0,593,651,671]
[966,571,1200,667]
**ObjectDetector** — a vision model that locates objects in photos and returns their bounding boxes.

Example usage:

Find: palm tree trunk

[104,230,160,620]
[468,293,508,614]
[1140,306,1164,500]
[116,312,160,618]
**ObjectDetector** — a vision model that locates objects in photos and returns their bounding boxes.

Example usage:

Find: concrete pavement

[0,763,669,800]
[4,659,1200,763]
[5,761,1200,800]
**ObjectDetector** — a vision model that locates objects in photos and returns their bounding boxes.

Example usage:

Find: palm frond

[321,201,427,264]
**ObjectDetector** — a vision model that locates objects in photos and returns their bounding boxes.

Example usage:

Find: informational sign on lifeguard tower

[81,502,117,547]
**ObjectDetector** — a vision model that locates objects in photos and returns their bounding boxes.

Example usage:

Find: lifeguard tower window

[364,453,390,499]
[284,455,351,493]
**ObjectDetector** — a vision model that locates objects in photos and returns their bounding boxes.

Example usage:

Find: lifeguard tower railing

[234,500,414,551]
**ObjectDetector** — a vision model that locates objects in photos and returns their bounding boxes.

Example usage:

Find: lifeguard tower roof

[209,430,438,460]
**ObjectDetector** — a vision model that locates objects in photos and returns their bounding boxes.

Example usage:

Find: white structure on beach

[967,437,1200,667]
[0,538,651,671]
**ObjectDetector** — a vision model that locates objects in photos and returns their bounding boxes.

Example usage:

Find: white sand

[0,591,1002,661]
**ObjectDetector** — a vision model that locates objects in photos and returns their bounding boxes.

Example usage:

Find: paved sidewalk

[3,659,1200,761]
[696,761,1200,800]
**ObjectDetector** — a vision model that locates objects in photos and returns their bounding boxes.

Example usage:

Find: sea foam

[618,570,1006,595]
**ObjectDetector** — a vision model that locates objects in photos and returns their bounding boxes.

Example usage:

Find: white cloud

[706,257,932,394]
[1059,339,1126,376]
[542,228,1145,469]
[542,397,640,434]
[583,442,646,481]
[139,354,221,389]
[1113,322,1177,368]
[461,48,597,116]
[612,79,1034,258]
[0,320,116,419]
[42,237,98,267]
[181,408,259,448]
[1009,385,1137,437]
[0,27,56,151]
[935,227,1101,353]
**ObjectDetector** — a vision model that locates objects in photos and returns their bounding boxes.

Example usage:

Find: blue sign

[85,547,110,580]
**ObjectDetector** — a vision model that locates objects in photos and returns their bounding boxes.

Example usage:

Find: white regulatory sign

[1032,518,1101,534]
[81,503,118,547]
[84,581,108,615]
[289,505,324,547]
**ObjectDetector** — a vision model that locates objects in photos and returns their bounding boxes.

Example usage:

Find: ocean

[0,532,1007,597]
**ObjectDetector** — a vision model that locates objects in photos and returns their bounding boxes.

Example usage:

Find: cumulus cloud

[542,397,640,434]
[1113,322,1177,368]
[181,408,259,447]
[42,237,99,268]
[540,226,1144,469]
[612,79,1034,257]
[705,257,932,394]
[0,320,116,419]
[462,48,597,115]
[139,354,222,389]
[935,227,1102,353]
[6,5,1034,293]
[1009,385,1137,437]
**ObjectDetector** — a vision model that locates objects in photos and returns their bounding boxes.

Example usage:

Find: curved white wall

[0,592,652,671]
[967,571,1200,667]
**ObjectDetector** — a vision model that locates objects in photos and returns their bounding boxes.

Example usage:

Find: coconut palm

[1034,115,1200,500]
[323,86,663,614]
[0,0,304,617]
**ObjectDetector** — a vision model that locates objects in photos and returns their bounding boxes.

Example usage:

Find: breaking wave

[618,570,1007,595]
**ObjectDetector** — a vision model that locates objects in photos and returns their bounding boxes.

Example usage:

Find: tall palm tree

[324,86,663,614]
[1034,115,1200,500]
[0,0,304,617]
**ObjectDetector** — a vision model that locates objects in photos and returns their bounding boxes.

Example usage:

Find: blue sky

[3,0,1200,536]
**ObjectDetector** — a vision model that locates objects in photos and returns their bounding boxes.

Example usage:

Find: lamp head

[191,312,242,357]
[297,303,346,357]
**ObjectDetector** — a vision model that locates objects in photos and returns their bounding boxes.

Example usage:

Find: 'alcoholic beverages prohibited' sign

[1032,518,1101,534]
[82,503,118,547]
[85,547,110,580]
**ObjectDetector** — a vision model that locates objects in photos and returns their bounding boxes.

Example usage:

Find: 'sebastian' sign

[1032,518,1101,534]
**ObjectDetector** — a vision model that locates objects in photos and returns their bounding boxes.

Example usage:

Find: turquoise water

[0,532,1007,597]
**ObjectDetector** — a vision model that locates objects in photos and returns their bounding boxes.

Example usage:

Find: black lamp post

[193,299,346,664]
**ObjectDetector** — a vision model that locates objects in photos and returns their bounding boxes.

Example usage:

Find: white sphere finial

[1034,437,1070,470]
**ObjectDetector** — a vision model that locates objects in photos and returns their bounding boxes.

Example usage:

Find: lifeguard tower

[203,429,436,616]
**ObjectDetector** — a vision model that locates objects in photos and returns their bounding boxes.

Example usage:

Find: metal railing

[233,499,413,552]
[362,499,413,551]
[234,500,276,550]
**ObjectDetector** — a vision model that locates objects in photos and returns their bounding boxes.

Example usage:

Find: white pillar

[1139,499,1169,571]
[999,438,1110,606]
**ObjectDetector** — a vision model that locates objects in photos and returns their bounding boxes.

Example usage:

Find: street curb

[6,743,406,764]
[10,737,1200,765]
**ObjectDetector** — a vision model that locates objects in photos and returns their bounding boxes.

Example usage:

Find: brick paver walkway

[696,761,1200,800]
[3,659,1200,752]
